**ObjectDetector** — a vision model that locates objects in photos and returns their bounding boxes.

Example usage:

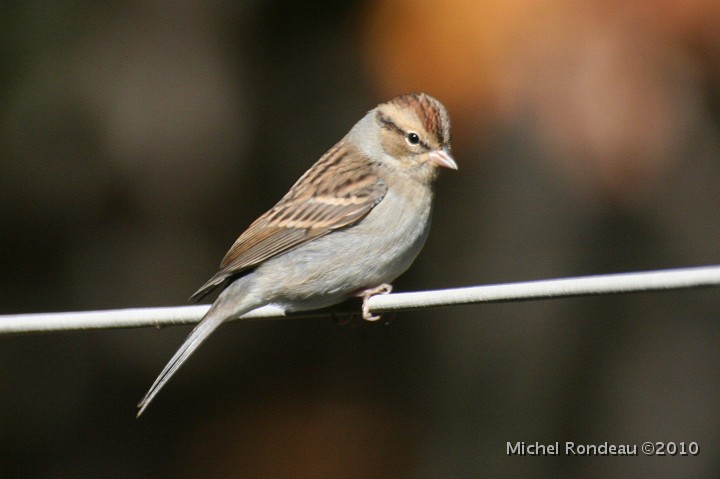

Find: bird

[136,92,456,416]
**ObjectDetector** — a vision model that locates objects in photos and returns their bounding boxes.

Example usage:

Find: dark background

[2,1,720,477]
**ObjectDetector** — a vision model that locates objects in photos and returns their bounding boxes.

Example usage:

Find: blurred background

[2,0,720,477]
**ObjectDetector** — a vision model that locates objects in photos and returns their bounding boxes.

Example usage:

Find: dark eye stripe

[377,112,430,151]
[377,112,404,136]
[416,137,431,151]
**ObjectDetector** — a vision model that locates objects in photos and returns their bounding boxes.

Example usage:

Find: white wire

[1,265,719,334]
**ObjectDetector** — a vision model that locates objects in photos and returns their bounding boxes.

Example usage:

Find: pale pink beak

[429,147,458,170]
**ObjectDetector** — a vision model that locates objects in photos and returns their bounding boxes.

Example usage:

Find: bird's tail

[136,290,257,417]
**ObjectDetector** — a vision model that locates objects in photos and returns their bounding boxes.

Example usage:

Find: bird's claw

[358,283,392,321]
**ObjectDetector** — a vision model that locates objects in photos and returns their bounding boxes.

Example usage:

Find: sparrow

[137,92,456,416]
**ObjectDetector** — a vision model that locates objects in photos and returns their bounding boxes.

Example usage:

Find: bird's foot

[357,283,392,321]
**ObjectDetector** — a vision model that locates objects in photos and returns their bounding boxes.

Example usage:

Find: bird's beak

[429,147,458,170]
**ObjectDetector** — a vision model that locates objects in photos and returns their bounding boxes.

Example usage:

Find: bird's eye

[406,132,420,145]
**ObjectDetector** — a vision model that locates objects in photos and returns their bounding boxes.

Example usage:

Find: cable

[1,265,719,334]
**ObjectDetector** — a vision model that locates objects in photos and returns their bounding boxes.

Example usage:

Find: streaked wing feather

[190,145,387,302]
[221,222,308,270]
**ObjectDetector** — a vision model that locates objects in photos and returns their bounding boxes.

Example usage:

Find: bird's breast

[252,183,435,311]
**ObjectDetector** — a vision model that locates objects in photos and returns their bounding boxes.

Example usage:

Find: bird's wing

[190,146,387,301]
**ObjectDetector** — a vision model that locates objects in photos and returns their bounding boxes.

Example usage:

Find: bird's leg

[357,283,392,321]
